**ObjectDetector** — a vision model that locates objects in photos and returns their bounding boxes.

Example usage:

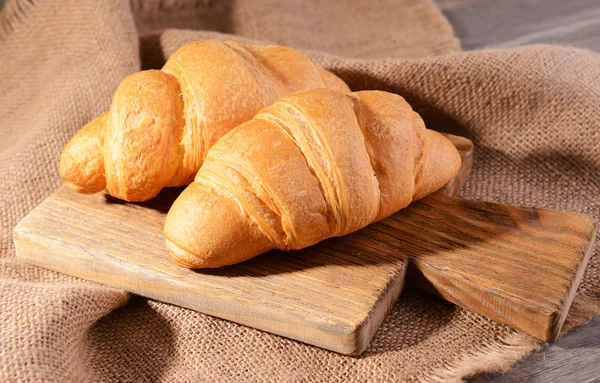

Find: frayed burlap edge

[561,293,600,333]
[424,292,600,383]
[422,332,541,383]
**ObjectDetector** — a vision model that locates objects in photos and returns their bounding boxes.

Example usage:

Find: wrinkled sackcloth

[1,0,598,382]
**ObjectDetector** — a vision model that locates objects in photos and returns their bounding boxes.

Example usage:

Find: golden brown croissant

[164,88,461,268]
[59,40,350,201]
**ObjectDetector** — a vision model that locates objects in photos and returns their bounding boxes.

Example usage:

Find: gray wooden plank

[437,0,600,52]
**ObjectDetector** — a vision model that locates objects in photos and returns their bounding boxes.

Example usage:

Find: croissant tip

[166,237,220,269]
[63,181,104,194]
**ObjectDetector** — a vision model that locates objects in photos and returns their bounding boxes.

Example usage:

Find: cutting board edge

[351,256,408,355]
[406,200,598,342]
[13,216,407,356]
[552,220,598,339]
[442,134,473,197]
[410,260,562,341]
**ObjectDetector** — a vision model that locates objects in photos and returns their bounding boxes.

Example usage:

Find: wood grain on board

[13,134,596,354]
[404,196,596,341]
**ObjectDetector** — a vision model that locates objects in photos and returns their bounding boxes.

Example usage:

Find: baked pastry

[59,40,350,201]
[165,88,461,268]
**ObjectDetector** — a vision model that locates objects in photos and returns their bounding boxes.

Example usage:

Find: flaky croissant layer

[60,40,350,201]
[165,88,461,268]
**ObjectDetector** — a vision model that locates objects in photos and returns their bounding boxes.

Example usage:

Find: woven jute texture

[1,0,598,382]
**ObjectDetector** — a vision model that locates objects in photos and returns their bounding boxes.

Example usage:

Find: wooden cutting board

[13,135,596,355]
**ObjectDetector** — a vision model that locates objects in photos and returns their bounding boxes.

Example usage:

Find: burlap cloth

[1,0,598,382]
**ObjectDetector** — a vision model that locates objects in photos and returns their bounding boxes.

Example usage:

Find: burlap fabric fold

[1,0,598,382]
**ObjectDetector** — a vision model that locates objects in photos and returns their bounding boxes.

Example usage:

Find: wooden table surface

[436,1,600,382]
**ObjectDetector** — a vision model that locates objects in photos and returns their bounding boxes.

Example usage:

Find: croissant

[164,88,461,268]
[59,40,349,201]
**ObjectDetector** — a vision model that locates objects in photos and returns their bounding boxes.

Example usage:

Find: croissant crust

[165,89,461,268]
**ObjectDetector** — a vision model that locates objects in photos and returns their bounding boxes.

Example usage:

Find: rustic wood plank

[437,0,600,52]
[404,196,596,341]
[13,185,407,355]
